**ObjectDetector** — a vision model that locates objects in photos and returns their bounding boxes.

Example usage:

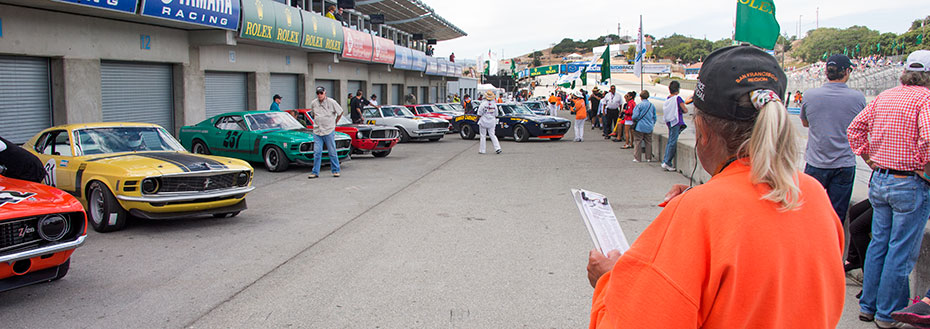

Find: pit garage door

[205,71,248,118]
[392,84,403,105]
[0,56,51,144]
[314,79,336,102]
[101,61,174,132]
[270,73,298,110]
[347,80,365,98]
[372,84,386,104]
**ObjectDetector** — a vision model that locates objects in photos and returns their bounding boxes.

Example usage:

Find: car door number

[223,131,243,148]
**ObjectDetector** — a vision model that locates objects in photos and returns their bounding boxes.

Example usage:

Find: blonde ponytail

[747,100,802,210]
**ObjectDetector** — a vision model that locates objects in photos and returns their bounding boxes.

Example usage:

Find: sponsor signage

[436,59,448,76]
[240,0,276,42]
[529,65,560,77]
[341,27,373,61]
[300,10,343,53]
[272,2,301,47]
[393,46,413,70]
[371,35,396,64]
[425,57,440,75]
[53,0,138,14]
[410,49,428,72]
[584,64,671,74]
[140,0,239,30]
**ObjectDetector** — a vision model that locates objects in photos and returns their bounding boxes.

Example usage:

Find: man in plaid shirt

[847,50,930,329]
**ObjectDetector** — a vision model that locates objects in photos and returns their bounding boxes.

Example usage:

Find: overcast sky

[427,0,930,60]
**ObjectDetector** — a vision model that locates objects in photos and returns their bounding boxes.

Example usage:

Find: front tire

[460,125,476,140]
[398,128,411,143]
[372,149,392,157]
[191,139,210,155]
[513,125,529,142]
[86,181,129,232]
[263,146,290,172]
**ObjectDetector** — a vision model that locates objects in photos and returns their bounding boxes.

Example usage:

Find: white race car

[361,106,448,142]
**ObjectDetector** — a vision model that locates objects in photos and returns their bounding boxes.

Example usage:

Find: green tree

[793,26,882,62]
[652,34,714,63]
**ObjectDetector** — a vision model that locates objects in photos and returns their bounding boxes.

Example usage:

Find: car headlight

[37,214,69,242]
[141,178,160,194]
[356,132,364,139]
[236,171,251,187]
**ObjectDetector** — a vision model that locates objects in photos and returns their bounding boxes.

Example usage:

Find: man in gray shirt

[800,54,868,224]
[307,86,345,179]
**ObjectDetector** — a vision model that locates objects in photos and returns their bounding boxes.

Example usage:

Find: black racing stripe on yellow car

[134,152,228,172]
[73,164,87,198]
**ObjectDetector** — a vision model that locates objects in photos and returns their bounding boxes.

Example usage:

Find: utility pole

[798,15,803,39]
[816,7,819,29]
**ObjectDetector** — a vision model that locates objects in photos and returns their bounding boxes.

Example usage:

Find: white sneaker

[632,159,640,163]
[661,163,669,170]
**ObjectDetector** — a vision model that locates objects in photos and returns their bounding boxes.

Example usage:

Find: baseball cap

[826,54,855,70]
[693,45,787,122]
[905,50,930,72]
[273,94,282,100]
[315,86,326,94]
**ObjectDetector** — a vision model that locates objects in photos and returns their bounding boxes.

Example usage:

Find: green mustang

[178,111,351,172]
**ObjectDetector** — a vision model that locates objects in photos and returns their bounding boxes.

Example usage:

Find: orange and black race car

[0,175,87,292]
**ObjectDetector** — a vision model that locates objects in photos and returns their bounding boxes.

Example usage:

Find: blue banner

[140,0,240,31]
[410,49,428,72]
[52,0,139,13]
[393,46,413,70]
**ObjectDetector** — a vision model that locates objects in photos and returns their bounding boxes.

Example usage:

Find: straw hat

[484,90,496,100]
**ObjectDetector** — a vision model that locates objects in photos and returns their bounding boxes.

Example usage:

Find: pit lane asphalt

[1,117,691,328]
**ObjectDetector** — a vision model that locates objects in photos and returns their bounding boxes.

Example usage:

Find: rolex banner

[301,10,344,53]
[734,0,780,50]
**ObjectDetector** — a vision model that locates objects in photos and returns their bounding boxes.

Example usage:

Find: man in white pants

[477,91,502,154]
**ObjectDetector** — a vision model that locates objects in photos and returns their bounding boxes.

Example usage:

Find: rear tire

[398,128,411,143]
[460,125,476,140]
[86,181,129,233]
[191,140,210,155]
[513,125,529,142]
[263,146,290,172]
[372,149,392,157]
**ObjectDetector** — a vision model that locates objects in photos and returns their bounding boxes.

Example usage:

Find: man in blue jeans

[307,86,344,179]
[661,81,688,172]
[800,54,867,222]
[847,50,930,329]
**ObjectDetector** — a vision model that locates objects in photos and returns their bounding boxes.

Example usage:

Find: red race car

[288,109,400,157]
[405,105,455,132]
[0,175,87,292]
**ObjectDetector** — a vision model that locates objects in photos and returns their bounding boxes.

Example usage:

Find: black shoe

[860,312,875,322]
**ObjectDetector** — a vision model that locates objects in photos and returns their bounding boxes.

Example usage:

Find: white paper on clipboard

[572,189,630,256]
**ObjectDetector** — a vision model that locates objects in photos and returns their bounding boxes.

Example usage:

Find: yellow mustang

[23,123,255,232]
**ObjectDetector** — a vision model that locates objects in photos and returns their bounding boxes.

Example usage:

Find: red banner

[371,36,396,64]
[341,27,373,62]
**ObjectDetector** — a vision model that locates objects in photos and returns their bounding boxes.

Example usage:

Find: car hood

[0,175,83,218]
[82,151,252,177]
[513,114,570,123]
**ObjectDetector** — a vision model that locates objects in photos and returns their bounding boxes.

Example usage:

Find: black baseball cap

[273,94,282,100]
[693,45,787,122]
[826,54,855,70]
[316,86,326,94]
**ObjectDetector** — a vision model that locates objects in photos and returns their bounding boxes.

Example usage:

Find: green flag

[510,60,516,79]
[855,44,860,56]
[844,47,848,56]
[918,34,924,45]
[822,51,828,60]
[734,0,780,49]
[600,44,611,83]
[877,42,881,53]
[581,69,588,86]
[483,60,490,76]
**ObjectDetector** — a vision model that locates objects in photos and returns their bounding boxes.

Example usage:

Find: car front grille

[419,122,448,130]
[370,129,398,139]
[336,140,351,149]
[543,122,569,129]
[0,217,40,253]
[160,173,238,193]
[299,142,313,153]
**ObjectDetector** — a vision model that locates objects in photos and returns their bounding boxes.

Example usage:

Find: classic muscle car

[452,103,572,142]
[287,109,400,158]
[178,111,352,172]
[521,101,548,115]
[435,103,465,117]
[0,175,86,292]
[361,106,448,142]
[24,123,254,232]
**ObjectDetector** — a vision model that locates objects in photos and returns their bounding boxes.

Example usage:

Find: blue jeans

[860,171,930,322]
[663,125,682,167]
[312,132,341,175]
[804,164,856,223]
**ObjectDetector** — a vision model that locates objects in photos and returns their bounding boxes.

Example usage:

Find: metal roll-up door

[101,61,174,132]
[347,80,364,98]
[392,84,403,105]
[372,84,385,104]
[270,73,298,110]
[314,79,335,100]
[205,71,248,118]
[0,56,51,144]
[420,87,428,105]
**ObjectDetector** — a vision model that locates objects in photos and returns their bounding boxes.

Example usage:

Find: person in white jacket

[477,90,502,154]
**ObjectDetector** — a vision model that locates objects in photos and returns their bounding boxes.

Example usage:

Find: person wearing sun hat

[848,49,930,329]
[585,45,845,328]
[476,90,502,154]
[570,90,587,142]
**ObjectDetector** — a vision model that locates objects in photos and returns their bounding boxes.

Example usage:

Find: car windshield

[434,104,455,113]
[451,103,465,111]
[416,106,436,114]
[74,126,185,155]
[338,115,353,125]
[511,104,535,115]
[245,112,304,131]
[524,102,543,110]
[386,106,416,117]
